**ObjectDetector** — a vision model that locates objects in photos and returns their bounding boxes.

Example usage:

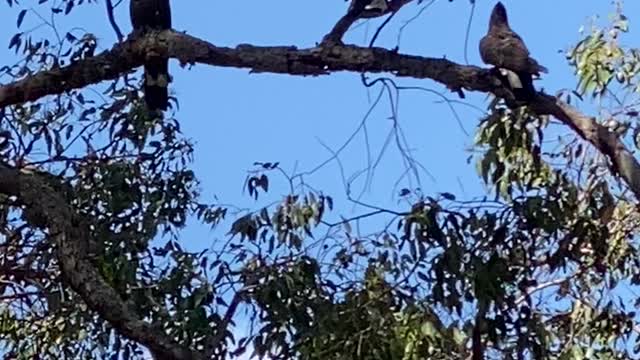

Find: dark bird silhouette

[479,2,547,100]
[130,0,172,112]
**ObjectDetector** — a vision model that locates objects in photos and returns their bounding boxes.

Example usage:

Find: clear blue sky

[1,0,639,357]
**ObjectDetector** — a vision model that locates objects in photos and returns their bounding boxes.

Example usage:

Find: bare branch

[105,0,125,42]
[321,0,414,45]
[514,275,576,306]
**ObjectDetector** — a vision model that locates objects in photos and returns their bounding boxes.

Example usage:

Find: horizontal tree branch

[0,30,499,107]
[0,30,634,199]
[531,96,640,195]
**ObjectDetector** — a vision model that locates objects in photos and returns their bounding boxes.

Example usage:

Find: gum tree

[0,1,639,359]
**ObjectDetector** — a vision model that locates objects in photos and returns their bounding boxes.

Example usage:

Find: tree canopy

[0,0,640,359]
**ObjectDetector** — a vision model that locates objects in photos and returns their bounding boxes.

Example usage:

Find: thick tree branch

[0,30,501,107]
[530,96,640,194]
[0,164,203,360]
[0,30,639,200]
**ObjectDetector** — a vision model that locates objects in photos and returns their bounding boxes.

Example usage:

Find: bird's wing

[493,31,541,74]
[479,35,495,65]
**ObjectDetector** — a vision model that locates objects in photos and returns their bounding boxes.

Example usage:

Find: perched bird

[129,0,172,112]
[479,2,547,101]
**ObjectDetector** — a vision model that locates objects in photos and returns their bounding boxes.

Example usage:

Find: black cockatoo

[129,0,172,111]
[479,2,547,100]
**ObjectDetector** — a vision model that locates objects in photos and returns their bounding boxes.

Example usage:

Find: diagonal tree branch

[321,0,414,45]
[0,164,204,360]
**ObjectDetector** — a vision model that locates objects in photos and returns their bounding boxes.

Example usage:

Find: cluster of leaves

[475,105,551,200]
[568,8,627,97]
[566,2,640,149]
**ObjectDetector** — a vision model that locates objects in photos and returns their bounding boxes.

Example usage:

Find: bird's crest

[489,2,509,30]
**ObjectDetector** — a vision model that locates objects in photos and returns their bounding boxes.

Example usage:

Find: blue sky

[1,0,640,357]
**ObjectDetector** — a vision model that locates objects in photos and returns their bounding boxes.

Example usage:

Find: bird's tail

[528,58,548,75]
[499,68,536,101]
[515,71,536,100]
[143,56,170,111]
